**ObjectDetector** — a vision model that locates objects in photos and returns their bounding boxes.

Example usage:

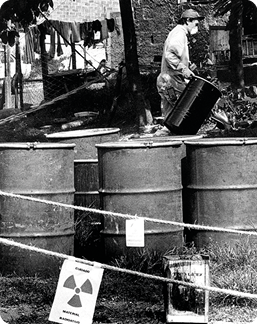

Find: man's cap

[181,9,204,20]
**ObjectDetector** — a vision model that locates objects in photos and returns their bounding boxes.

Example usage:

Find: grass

[82,235,257,310]
[1,240,257,323]
[205,238,257,308]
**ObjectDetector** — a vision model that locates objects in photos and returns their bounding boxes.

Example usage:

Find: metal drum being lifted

[164,76,222,135]
[96,140,184,260]
[0,142,75,277]
[47,128,120,260]
[184,138,257,248]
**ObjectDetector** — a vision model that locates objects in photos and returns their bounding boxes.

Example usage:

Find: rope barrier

[0,190,257,300]
[0,190,257,237]
[0,236,257,300]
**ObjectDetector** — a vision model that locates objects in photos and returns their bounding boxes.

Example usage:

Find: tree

[212,0,256,94]
[119,0,153,130]
[0,0,53,42]
[0,0,52,24]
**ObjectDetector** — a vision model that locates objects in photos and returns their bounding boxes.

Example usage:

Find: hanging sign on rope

[49,259,104,324]
[126,218,145,247]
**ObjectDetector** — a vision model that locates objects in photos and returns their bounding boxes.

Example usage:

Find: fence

[0,14,124,111]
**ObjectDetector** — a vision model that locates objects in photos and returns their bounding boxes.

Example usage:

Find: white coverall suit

[157,24,191,117]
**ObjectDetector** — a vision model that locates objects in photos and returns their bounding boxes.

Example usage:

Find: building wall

[107,13,124,69]
[132,0,228,66]
[132,0,177,66]
[49,0,120,22]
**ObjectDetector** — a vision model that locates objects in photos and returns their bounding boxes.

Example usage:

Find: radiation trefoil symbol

[63,275,93,308]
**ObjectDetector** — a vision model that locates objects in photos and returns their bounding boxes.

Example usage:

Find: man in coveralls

[155,9,204,136]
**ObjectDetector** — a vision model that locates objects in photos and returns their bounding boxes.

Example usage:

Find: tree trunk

[119,0,153,130]
[229,1,245,94]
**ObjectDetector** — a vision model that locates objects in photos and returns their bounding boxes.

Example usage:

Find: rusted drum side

[47,128,120,206]
[97,140,184,260]
[130,135,204,230]
[184,138,257,248]
[47,128,120,260]
[0,142,75,277]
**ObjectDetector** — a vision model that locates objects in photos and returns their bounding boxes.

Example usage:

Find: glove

[182,67,195,79]
[189,63,197,71]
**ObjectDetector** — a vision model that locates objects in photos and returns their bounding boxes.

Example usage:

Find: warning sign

[49,259,104,324]
[126,218,145,247]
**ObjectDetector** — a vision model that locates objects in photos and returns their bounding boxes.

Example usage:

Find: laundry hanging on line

[23,18,120,64]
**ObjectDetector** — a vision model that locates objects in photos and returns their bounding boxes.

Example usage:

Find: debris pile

[207,84,257,137]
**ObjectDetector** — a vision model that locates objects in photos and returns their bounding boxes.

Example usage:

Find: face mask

[190,26,198,35]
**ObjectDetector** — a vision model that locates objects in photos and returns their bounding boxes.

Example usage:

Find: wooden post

[118,0,153,129]
[15,36,24,110]
[71,43,76,69]
[4,20,12,109]
[84,46,87,70]
[39,25,49,101]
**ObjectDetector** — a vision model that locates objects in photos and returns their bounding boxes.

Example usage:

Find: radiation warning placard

[49,259,104,324]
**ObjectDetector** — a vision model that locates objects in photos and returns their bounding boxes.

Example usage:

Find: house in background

[131,0,257,85]
[46,0,123,70]
[208,0,257,84]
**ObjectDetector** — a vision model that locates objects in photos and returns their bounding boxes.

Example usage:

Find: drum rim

[46,128,121,139]
[96,140,183,149]
[184,137,257,146]
[191,75,221,92]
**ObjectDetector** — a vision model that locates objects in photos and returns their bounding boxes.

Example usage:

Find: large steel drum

[130,135,204,228]
[0,142,75,277]
[97,140,184,260]
[47,128,120,260]
[184,138,257,247]
[164,76,221,135]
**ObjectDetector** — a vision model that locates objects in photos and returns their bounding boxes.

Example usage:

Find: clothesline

[23,17,121,64]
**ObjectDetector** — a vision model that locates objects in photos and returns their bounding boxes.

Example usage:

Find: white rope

[0,190,257,299]
[0,236,257,300]
[0,190,257,237]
